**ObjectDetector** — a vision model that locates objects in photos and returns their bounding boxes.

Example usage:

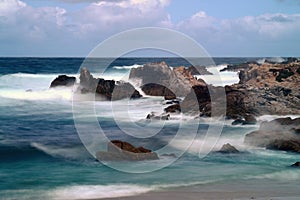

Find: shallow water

[0,57,299,199]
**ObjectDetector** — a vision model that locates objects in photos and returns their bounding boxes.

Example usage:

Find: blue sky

[0,0,300,57]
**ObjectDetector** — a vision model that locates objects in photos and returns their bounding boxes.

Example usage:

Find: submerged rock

[50,75,76,88]
[96,140,159,161]
[164,104,181,113]
[244,117,300,153]
[146,112,170,120]
[218,143,239,154]
[291,162,300,167]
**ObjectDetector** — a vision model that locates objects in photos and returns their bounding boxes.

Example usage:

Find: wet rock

[291,162,300,167]
[50,75,76,88]
[266,140,300,153]
[164,104,181,113]
[244,117,300,153]
[141,83,176,100]
[129,62,206,98]
[79,67,141,100]
[96,140,159,161]
[218,143,239,153]
[146,112,170,120]
[242,114,257,125]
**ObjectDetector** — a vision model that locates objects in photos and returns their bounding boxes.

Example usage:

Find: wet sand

[101,179,300,200]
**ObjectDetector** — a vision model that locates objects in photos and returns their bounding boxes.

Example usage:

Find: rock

[79,67,141,100]
[244,117,300,153]
[96,140,159,161]
[291,162,300,167]
[232,119,245,125]
[26,89,32,92]
[141,83,176,100]
[218,143,239,153]
[129,62,206,98]
[266,140,300,153]
[187,65,212,75]
[50,75,76,88]
[146,113,170,120]
[164,104,181,113]
[242,114,257,125]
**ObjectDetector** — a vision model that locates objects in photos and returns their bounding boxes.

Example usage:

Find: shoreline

[99,179,300,200]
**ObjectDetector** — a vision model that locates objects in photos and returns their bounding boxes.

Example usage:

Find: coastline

[100,179,300,200]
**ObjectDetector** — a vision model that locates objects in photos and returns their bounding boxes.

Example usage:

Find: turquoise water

[0,58,299,199]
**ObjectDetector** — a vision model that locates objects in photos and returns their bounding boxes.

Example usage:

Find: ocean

[0,57,299,200]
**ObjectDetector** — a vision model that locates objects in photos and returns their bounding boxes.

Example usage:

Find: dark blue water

[0,57,299,200]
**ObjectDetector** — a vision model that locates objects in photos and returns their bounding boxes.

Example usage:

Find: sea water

[0,57,299,199]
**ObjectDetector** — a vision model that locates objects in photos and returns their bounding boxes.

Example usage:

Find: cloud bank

[0,0,299,56]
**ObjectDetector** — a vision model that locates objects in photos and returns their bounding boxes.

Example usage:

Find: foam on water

[195,64,240,86]
[30,142,90,160]
[51,184,153,200]
[113,64,143,70]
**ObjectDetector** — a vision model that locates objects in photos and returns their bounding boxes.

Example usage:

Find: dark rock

[244,117,300,153]
[79,67,141,100]
[232,119,245,125]
[26,89,32,92]
[266,140,300,153]
[218,143,239,153]
[187,65,212,75]
[164,104,181,113]
[50,75,76,88]
[242,114,257,125]
[291,162,300,167]
[146,113,170,120]
[96,140,159,161]
[141,83,176,100]
[129,62,206,98]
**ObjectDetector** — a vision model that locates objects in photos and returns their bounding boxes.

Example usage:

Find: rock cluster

[96,140,159,161]
[244,117,300,153]
[79,67,141,100]
[129,62,206,99]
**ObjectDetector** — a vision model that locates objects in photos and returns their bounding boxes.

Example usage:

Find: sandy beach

[102,179,300,200]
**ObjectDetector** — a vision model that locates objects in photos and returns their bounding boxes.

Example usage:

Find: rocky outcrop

[50,75,76,88]
[141,83,176,100]
[187,65,212,75]
[79,67,141,100]
[244,117,300,153]
[129,62,206,98]
[96,140,159,161]
[218,143,239,153]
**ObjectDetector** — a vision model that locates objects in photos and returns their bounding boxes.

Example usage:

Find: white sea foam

[113,64,142,70]
[195,64,240,86]
[30,142,89,160]
[51,184,153,200]
[257,114,300,122]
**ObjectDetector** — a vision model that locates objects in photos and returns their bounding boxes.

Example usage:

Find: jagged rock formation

[169,59,300,117]
[96,140,159,161]
[79,67,141,100]
[129,62,206,99]
[50,75,76,88]
[244,117,300,153]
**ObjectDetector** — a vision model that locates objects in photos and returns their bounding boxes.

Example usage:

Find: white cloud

[0,0,300,56]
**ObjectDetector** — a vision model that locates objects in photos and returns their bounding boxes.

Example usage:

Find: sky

[0,0,300,57]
